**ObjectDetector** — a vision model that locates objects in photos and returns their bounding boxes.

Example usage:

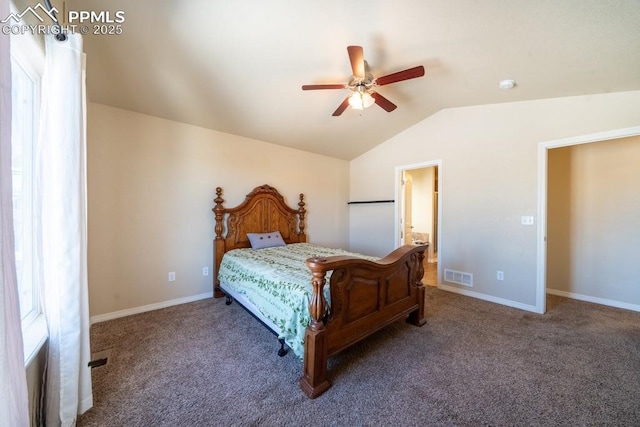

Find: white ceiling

[59,0,640,160]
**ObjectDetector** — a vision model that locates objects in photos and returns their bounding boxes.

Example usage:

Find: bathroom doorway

[396,161,441,285]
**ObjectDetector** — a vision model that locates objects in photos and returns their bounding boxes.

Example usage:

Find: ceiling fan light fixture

[302,45,424,116]
[348,90,375,110]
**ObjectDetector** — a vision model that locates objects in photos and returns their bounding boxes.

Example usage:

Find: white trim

[540,126,640,150]
[536,138,548,314]
[23,314,47,367]
[90,292,213,324]
[438,283,539,313]
[547,288,640,313]
[537,125,640,314]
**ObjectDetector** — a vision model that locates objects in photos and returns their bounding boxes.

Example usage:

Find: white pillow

[247,231,286,249]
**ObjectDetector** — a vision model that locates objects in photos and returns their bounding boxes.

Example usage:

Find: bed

[213,184,428,398]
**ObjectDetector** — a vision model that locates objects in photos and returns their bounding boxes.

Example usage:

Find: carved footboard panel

[300,244,427,398]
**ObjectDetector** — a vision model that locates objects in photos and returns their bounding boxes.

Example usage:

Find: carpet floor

[77,287,640,426]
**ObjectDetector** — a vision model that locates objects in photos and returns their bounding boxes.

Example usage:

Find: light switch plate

[521,215,534,225]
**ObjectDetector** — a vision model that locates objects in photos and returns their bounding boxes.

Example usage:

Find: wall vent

[444,269,473,287]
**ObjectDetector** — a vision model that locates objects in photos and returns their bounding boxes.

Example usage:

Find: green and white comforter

[218,243,376,358]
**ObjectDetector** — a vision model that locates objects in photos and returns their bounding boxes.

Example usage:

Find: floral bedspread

[218,243,376,358]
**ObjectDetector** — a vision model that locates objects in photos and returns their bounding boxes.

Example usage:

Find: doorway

[537,126,640,314]
[396,161,442,286]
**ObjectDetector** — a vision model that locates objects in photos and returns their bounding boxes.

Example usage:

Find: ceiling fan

[302,45,425,116]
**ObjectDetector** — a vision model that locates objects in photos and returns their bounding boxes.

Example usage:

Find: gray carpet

[77,287,640,426]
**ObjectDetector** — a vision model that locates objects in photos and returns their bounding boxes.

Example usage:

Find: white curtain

[0,0,31,423]
[36,33,93,426]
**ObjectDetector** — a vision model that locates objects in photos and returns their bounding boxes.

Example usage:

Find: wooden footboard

[300,244,428,398]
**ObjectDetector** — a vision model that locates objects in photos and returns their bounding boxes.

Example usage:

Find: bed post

[297,193,307,243]
[407,249,427,326]
[213,187,226,298]
[299,266,330,398]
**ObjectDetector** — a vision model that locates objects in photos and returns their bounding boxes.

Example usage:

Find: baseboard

[438,284,539,313]
[90,292,214,324]
[546,288,640,313]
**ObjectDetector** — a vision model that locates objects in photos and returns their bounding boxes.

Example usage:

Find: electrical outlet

[496,271,504,281]
[203,267,209,276]
[168,272,176,282]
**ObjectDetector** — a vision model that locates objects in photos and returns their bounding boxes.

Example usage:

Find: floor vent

[444,269,473,287]
[89,349,111,369]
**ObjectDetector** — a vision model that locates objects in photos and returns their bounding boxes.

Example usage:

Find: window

[10,43,41,328]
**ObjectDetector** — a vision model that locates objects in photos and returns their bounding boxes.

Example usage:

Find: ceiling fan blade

[375,65,425,86]
[332,96,351,116]
[302,84,346,90]
[347,45,365,78]
[371,92,397,112]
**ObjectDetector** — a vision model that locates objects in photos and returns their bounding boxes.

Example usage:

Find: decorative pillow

[247,231,286,250]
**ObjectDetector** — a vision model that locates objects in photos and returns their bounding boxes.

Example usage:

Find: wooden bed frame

[213,184,427,398]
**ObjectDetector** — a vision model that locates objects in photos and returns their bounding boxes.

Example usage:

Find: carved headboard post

[298,193,307,242]
[213,187,226,298]
[213,187,225,239]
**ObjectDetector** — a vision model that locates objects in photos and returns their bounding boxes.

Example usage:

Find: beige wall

[87,91,640,317]
[87,103,349,318]
[547,135,640,305]
[350,91,640,310]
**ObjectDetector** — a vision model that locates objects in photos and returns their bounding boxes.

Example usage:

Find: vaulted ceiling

[58,0,640,160]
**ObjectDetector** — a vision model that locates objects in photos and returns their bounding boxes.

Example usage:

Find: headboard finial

[298,193,306,237]
[213,187,225,239]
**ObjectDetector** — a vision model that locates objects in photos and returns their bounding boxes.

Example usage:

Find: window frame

[11,51,40,327]
[9,29,47,366]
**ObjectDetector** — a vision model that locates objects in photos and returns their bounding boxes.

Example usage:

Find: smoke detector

[499,79,516,90]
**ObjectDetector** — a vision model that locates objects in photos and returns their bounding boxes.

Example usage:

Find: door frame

[395,160,443,279]
[402,171,414,245]
[536,125,640,314]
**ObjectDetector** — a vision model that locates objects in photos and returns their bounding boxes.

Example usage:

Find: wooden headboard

[212,184,307,297]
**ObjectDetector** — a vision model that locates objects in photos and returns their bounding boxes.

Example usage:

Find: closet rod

[347,200,394,205]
